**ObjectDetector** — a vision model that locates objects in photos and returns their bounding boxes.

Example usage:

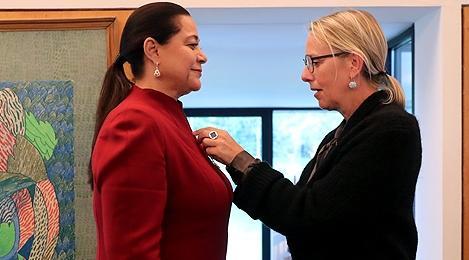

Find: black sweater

[229,91,422,260]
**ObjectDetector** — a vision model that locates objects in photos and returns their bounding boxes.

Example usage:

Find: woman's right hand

[193,127,244,166]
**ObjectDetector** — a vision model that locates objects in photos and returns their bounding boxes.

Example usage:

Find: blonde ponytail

[382,75,405,108]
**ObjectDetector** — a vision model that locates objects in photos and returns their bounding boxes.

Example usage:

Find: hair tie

[373,71,390,86]
[115,54,127,66]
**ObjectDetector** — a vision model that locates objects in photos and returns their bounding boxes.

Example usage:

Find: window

[187,115,263,260]
[185,108,342,260]
[388,26,415,114]
[271,110,342,260]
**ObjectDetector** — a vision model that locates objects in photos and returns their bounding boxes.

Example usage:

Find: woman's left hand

[193,127,244,165]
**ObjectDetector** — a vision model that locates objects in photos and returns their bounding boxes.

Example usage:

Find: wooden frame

[0,9,133,65]
[0,9,134,259]
[463,5,469,260]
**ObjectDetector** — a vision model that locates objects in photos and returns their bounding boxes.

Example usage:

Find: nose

[198,50,208,64]
[301,67,313,82]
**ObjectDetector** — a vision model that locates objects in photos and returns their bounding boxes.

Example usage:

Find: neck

[339,83,377,120]
[135,77,179,100]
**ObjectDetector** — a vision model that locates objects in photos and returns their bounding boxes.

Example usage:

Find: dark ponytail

[94,56,131,139]
[89,2,191,189]
[88,58,131,189]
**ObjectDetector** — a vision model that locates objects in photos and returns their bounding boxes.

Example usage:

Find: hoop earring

[154,62,161,78]
[348,78,358,89]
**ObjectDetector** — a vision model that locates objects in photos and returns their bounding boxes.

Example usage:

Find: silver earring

[154,63,161,78]
[348,80,358,89]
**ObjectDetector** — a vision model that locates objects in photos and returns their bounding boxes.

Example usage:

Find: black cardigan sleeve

[231,118,421,236]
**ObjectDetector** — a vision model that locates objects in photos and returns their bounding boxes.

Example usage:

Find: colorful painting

[0,81,74,259]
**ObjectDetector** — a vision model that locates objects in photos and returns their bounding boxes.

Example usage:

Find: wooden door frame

[463,5,469,260]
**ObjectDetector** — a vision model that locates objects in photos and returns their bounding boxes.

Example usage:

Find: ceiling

[190,6,433,40]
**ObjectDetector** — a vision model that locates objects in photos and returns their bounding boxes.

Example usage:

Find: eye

[187,43,199,50]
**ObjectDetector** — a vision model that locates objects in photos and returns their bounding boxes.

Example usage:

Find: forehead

[174,15,198,37]
[305,33,329,55]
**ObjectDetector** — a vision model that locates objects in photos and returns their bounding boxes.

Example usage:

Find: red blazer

[92,86,233,260]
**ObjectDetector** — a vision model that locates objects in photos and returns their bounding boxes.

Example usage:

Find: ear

[349,53,365,78]
[143,37,160,64]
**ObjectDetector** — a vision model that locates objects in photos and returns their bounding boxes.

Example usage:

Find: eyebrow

[186,35,199,42]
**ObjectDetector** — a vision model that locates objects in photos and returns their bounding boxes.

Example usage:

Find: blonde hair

[309,9,405,107]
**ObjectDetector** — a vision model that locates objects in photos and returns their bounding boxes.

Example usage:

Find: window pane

[393,40,413,113]
[187,116,263,260]
[271,110,343,260]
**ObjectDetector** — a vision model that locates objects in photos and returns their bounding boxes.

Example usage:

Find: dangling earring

[348,78,358,89]
[154,62,161,78]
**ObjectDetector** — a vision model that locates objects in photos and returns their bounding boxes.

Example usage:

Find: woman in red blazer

[90,3,232,259]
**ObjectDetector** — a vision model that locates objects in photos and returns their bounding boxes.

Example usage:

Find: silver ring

[208,130,218,140]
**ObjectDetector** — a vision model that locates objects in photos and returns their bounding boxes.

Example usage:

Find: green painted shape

[0,221,16,257]
[24,111,58,160]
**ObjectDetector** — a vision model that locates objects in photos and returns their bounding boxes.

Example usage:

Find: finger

[205,147,224,163]
[199,142,206,150]
[201,137,218,147]
[193,127,208,136]
[193,127,218,139]
[193,127,212,143]
[205,146,216,155]
[207,148,231,165]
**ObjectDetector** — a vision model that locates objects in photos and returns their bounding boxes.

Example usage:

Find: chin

[317,101,326,109]
[179,85,201,97]
[318,102,333,111]
[190,82,202,91]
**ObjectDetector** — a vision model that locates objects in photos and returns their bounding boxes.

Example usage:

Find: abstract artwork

[0,81,74,259]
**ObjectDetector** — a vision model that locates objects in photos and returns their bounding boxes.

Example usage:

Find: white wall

[414,8,444,260]
[1,0,466,259]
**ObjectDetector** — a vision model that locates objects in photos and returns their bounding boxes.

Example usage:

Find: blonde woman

[195,10,421,260]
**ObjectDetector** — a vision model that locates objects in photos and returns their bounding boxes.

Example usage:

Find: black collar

[340,90,388,138]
